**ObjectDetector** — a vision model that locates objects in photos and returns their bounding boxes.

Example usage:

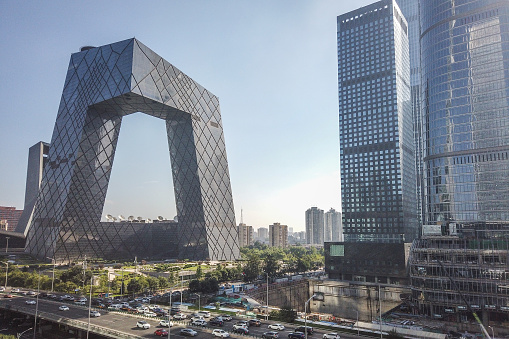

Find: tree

[243,255,261,282]
[278,304,297,323]
[296,257,311,273]
[263,254,280,278]
[189,279,201,292]
[158,276,169,289]
[127,278,142,294]
[146,276,159,291]
[195,265,203,279]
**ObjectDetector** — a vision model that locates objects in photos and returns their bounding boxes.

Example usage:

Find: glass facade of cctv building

[338,0,419,243]
[23,38,240,263]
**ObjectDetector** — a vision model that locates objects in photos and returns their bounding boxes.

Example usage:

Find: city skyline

[0,1,372,232]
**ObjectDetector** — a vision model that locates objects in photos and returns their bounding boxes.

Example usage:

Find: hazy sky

[0,0,372,231]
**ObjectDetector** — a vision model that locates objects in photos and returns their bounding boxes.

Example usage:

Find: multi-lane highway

[0,295,361,339]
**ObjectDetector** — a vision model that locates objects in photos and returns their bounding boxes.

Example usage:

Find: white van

[197,310,211,318]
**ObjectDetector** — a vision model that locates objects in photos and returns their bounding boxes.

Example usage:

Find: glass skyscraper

[421,0,509,226]
[338,0,418,243]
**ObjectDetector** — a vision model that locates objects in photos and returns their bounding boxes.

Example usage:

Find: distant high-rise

[269,223,288,248]
[338,0,418,243]
[237,223,254,247]
[324,208,343,242]
[257,227,268,242]
[305,207,324,245]
[421,0,509,227]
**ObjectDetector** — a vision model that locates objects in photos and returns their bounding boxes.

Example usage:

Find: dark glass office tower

[338,0,418,243]
[24,38,240,263]
[421,0,509,226]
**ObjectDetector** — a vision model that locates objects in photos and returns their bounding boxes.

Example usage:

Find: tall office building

[338,0,418,243]
[395,0,423,227]
[305,207,324,245]
[269,222,288,248]
[237,223,254,247]
[257,227,268,242]
[324,208,343,242]
[421,0,509,228]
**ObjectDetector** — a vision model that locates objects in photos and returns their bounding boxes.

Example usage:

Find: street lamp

[17,327,32,339]
[46,257,55,293]
[5,237,9,253]
[304,294,316,339]
[193,293,201,311]
[488,326,495,339]
[355,310,359,336]
[33,270,41,339]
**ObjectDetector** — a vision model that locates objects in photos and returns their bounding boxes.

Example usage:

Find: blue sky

[0,0,371,231]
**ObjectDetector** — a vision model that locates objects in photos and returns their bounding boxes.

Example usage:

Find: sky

[0,0,372,232]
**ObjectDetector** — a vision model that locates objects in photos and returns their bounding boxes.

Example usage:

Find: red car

[3,294,13,298]
[154,329,169,337]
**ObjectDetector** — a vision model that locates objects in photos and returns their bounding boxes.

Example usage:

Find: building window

[330,244,345,256]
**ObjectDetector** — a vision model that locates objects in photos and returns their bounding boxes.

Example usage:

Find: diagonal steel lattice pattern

[24,38,239,263]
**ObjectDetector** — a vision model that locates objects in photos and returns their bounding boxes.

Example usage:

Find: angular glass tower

[24,38,240,262]
[421,0,509,226]
[338,0,418,243]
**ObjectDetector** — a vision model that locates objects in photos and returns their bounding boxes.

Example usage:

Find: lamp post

[46,257,55,293]
[266,273,269,321]
[193,293,201,311]
[87,276,93,339]
[33,270,40,339]
[304,294,316,339]
[488,326,495,339]
[17,327,32,339]
[2,261,8,290]
[355,310,359,336]
[5,237,9,253]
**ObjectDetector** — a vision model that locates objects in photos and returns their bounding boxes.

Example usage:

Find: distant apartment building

[237,223,253,247]
[324,208,343,242]
[306,207,324,245]
[269,223,288,248]
[257,227,268,243]
[0,206,23,232]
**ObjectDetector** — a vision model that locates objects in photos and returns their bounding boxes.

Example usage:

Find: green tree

[263,254,280,278]
[127,278,142,294]
[278,304,297,323]
[158,276,169,289]
[195,265,203,279]
[146,276,159,291]
[243,255,261,282]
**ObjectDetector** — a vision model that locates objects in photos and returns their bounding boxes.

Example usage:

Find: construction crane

[436,259,491,339]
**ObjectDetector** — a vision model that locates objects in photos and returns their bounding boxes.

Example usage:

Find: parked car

[249,319,261,327]
[144,311,157,317]
[295,326,314,335]
[322,333,340,339]
[268,324,285,331]
[210,318,224,327]
[198,310,211,318]
[233,323,248,330]
[288,333,306,339]
[220,314,232,321]
[136,320,150,329]
[236,321,249,327]
[174,313,187,320]
[191,316,205,322]
[25,300,36,305]
[180,328,198,337]
[233,327,249,335]
[3,294,13,298]
[262,332,279,339]
[160,319,174,327]
[59,305,69,311]
[191,319,207,327]
[212,329,230,338]
[90,311,101,317]
[154,329,169,337]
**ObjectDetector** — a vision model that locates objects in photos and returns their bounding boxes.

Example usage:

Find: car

[90,311,101,317]
[74,301,86,305]
[198,310,211,318]
[191,319,207,326]
[3,294,13,298]
[233,327,249,335]
[136,320,150,329]
[160,319,174,327]
[191,316,205,322]
[27,291,36,296]
[236,321,249,327]
[220,314,232,321]
[145,311,157,317]
[322,333,340,339]
[262,332,279,339]
[12,288,20,293]
[25,300,36,305]
[210,318,224,327]
[180,328,198,337]
[173,313,187,320]
[59,305,69,311]
[0,286,5,292]
[295,326,314,335]
[288,333,306,339]
[212,329,230,338]
[268,324,285,331]
[154,329,169,337]
[233,323,248,330]
[249,319,261,327]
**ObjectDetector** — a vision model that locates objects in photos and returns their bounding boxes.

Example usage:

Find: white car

[191,319,207,326]
[59,305,69,311]
[180,328,198,337]
[212,329,230,338]
[136,320,150,329]
[174,313,187,320]
[233,324,248,330]
[323,333,340,339]
[160,319,174,327]
[144,311,157,317]
[268,324,285,331]
[90,311,101,317]
[25,300,36,305]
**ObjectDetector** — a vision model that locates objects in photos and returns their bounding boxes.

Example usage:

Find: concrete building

[338,0,418,243]
[324,208,343,242]
[257,227,268,243]
[305,207,324,245]
[0,206,23,232]
[237,223,253,247]
[269,222,288,248]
